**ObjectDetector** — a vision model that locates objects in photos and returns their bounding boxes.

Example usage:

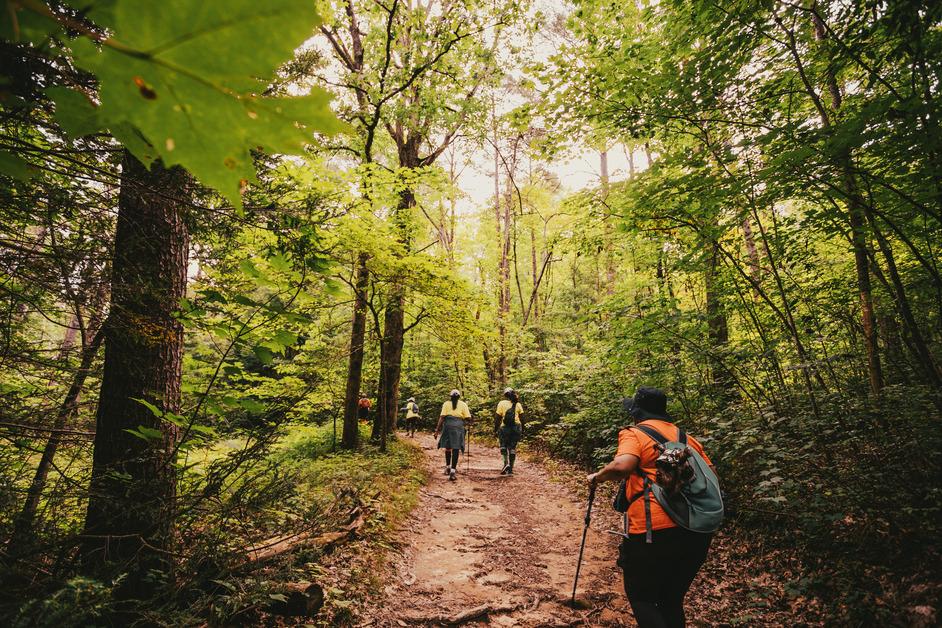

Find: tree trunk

[81,151,190,592]
[705,242,734,399]
[377,186,415,444]
[11,319,101,547]
[492,106,509,390]
[601,149,616,295]
[802,12,885,399]
[342,253,369,450]
[742,217,762,286]
[865,214,941,389]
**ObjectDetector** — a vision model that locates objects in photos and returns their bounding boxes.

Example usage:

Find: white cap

[408,397,415,402]
[450,389,460,397]
[504,387,514,395]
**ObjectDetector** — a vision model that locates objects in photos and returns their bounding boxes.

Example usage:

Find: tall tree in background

[319,0,518,442]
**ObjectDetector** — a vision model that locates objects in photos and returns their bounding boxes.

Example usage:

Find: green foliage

[3,0,342,205]
[12,577,114,628]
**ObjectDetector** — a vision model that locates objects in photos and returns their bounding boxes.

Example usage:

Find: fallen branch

[408,602,522,625]
[240,505,365,566]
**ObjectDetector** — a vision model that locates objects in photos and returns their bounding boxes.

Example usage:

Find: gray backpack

[613,423,724,542]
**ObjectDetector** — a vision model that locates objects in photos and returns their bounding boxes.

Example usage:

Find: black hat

[622,387,671,421]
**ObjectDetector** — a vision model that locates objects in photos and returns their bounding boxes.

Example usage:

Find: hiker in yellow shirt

[494,387,524,475]
[401,397,420,438]
[434,389,472,481]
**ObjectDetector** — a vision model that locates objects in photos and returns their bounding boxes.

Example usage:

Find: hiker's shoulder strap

[632,422,688,445]
[630,423,669,445]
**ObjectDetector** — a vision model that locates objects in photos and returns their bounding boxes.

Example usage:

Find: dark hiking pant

[617,527,712,628]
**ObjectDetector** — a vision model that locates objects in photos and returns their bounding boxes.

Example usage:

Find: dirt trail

[364,434,631,626]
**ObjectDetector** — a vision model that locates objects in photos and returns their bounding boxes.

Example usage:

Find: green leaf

[253,345,274,365]
[232,294,257,307]
[0,151,34,181]
[110,122,159,167]
[239,259,261,278]
[124,425,164,441]
[273,330,297,347]
[240,398,265,414]
[47,87,105,137]
[0,5,60,45]
[132,397,164,417]
[268,253,292,273]
[66,0,343,206]
[190,424,218,437]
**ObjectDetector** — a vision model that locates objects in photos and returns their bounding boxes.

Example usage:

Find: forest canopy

[0,0,939,625]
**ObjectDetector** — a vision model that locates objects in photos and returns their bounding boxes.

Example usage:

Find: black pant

[617,527,712,628]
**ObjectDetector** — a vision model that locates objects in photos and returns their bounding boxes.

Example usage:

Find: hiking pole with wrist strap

[570,482,597,606]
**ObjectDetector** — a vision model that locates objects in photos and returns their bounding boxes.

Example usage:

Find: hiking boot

[500,465,509,475]
[507,466,514,475]
[449,468,457,481]
[444,466,450,476]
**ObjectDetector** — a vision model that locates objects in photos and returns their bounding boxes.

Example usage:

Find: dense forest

[0,0,939,625]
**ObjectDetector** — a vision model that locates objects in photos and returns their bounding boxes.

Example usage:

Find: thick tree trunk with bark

[81,152,190,591]
[376,186,415,447]
[342,253,369,449]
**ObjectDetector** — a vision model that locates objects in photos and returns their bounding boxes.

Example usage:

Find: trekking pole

[570,483,597,606]
[466,425,471,473]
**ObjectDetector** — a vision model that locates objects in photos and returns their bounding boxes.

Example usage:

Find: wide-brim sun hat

[622,386,671,421]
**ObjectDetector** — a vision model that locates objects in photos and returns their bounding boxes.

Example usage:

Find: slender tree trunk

[601,149,616,295]
[788,11,884,399]
[11,321,103,547]
[705,242,734,399]
[865,214,941,389]
[493,103,508,389]
[81,152,190,592]
[742,217,762,286]
[342,253,369,450]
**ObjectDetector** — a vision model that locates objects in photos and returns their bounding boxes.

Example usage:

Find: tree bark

[80,151,190,591]
[376,186,415,446]
[342,252,369,450]
[782,12,884,399]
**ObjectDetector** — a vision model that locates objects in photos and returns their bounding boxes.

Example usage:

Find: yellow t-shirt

[440,400,471,419]
[496,399,523,419]
[406,402,419,419]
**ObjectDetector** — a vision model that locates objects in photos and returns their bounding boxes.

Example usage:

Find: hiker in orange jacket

[587,387,718,628]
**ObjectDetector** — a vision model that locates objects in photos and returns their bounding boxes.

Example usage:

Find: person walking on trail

[434,389,472,481]
[401,397,420,438]
[587,387,723,628]
[494,387,524,475]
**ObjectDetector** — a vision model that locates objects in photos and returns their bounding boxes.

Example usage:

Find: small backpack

[613,423,724,542]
